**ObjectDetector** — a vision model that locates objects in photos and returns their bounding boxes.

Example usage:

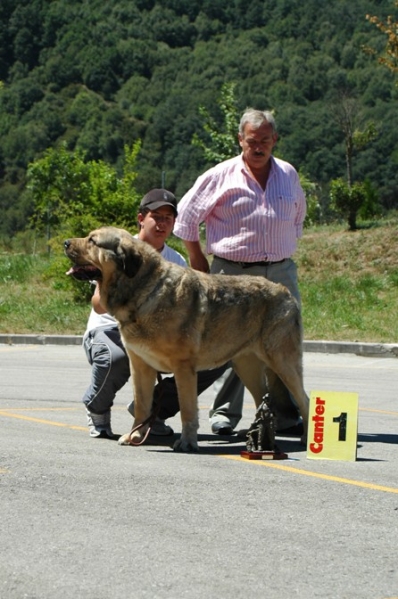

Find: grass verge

[1,215,397,342]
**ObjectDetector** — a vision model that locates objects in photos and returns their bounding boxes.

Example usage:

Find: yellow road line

[0,346,42,352]
[1,405,397,414]
[0,410,86,431]
[359,407,398,415]
[221,455,398,494]
[0,407,77,411]
[2,408,398,495]
[0,406,127,412]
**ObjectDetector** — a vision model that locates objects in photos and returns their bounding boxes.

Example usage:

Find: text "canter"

[309,396,325,454]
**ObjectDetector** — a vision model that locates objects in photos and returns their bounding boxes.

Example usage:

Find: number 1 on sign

[333,412,347,441]
[307,391,358,461]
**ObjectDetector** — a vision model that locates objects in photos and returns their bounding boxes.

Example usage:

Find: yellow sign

[306,390,359,461]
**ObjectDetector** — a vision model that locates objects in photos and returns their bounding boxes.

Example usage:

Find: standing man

[173,108,307,437]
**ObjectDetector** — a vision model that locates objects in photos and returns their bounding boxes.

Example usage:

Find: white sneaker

[86,409,114,438]
[127,401,174,436]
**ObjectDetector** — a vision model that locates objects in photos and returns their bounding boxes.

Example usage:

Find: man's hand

[184,240,210,273]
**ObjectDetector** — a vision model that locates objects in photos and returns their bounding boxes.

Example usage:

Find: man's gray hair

[239,108,277,136]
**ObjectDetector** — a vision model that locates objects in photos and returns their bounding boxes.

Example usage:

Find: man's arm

[91,284,107,314]
[183,240,210,273]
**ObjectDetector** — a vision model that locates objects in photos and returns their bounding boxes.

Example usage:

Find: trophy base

[240,450,288,460]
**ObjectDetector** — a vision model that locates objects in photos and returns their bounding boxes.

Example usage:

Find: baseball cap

[139,189,178,216]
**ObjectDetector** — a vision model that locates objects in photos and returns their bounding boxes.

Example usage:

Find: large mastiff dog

[65,226,309,452]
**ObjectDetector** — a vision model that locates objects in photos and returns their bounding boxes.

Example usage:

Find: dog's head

[64,227,144,282]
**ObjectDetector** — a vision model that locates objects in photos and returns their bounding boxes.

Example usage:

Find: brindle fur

[65,226,309,452]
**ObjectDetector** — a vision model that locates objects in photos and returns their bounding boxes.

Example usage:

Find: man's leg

[207,258,248,434]
[127,364,229,436]
[83,326,130,437]
[152,363,230,420]
[209,367,244,434]
[208,257,303,435]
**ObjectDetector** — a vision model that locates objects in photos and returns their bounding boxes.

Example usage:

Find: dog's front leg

[118,352,157,446]
[173,364,199,452]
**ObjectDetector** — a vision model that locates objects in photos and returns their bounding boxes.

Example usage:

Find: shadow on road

[358,432,398,445]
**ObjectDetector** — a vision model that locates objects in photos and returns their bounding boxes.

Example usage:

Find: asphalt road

[1,344,397,599]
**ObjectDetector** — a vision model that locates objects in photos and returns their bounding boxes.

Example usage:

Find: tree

[365,2,398,80]
[330,178,367,231]
[27,141,142,246]
[2,0,398,228]
[192,81,240,163]
[332,93,377,188]
[328,92,380,229]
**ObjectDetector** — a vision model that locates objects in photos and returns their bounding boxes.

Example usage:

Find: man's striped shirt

[173,154,306,263]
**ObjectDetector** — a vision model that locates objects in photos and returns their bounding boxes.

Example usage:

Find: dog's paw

[174,421,199,452]
[118,432,133,446]
[118,428,147,446]
[173,438,199,453]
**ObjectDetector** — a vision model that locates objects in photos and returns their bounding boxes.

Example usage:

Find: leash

[126,373,164,446]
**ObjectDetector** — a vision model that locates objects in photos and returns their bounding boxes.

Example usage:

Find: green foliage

[27,141,142,241]
[352,121,378,150]
[358,178,382,220]
[299,171,322,227]
[42,253,93,304]
[330,178,368,230]
[192,82,240,163]
[0,253,37,284]
[26,140,142,300]
[0,0,398,238]
[331,93,379,186]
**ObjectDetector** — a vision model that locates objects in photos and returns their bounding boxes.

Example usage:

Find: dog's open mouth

[66,264,102,282]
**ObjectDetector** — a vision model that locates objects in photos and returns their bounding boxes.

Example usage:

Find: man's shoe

[211,421,233,436]
[86,409,114,439]
[127,401,174,436]
[276,421,304,437]
[149,418,174,436]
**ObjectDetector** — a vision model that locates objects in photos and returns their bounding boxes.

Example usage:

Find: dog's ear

[116,241,143,278]
[95,228,142,278]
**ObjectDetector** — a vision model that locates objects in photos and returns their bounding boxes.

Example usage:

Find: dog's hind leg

[172,363,199,452]
[233,352,309,445]
[265,354,309,444]
[232,354,268,407]
[118,352,157,446]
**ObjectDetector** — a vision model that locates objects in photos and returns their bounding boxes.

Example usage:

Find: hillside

[296,215,398,342]
[0,0,397,240]
[297,220,397,280]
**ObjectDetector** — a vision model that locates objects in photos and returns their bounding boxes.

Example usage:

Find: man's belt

[215,257,286,269]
